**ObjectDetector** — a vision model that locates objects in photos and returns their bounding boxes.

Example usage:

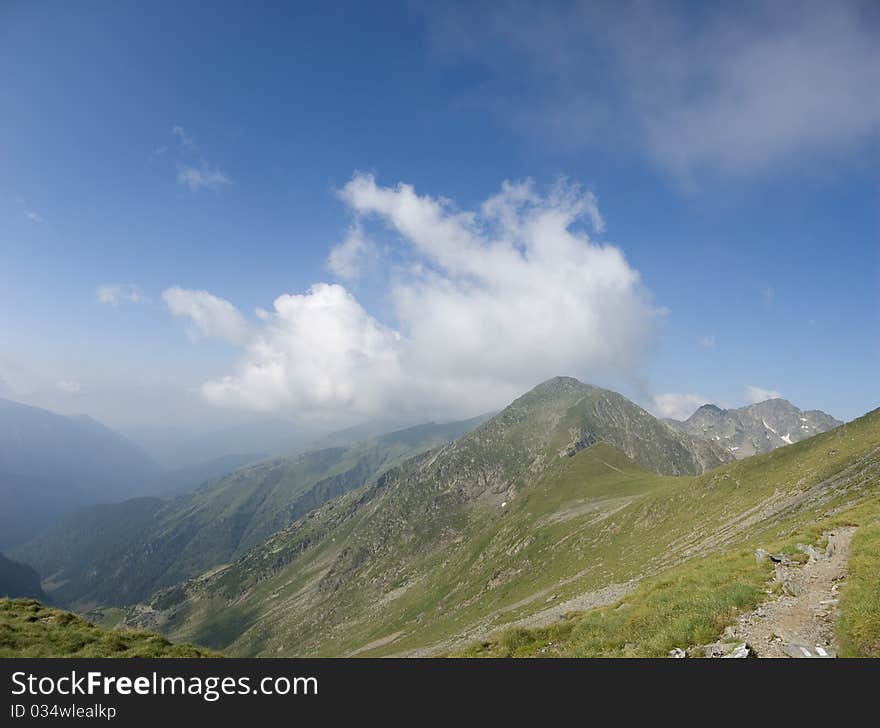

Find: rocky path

[727,528,855,658]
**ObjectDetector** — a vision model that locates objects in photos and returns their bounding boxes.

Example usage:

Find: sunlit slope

[0,599,216,658]
[132,379,872,658]
[461,434,880,658]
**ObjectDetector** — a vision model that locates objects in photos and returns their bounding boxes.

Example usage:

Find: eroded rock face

[665,399,841,459]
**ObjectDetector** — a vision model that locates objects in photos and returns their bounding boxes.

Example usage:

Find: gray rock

[721,642,755,659]
[782,642,836,658]
[703,640,755,658]
[759,551,792,565]
[665,399,841,459]
[796,543,824,561]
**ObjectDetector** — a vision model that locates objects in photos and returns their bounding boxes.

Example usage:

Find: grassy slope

[461,500,880,658]
[148,402,879,658]
[461,410,880,657]
[457,549,770,657]
[835,499,880,657]
[12,418,485,608]
[0,599,216,657]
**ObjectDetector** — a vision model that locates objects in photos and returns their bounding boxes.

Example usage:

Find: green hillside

[12,415,489,608]
[0,599,216,657]
[130,378,844,658]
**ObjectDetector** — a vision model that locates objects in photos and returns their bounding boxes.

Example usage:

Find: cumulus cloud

[650,392,708,421]
[745,385,783,404]
[163,287,251,345]
[326,225,374,280]
[421,1,880,178]
[202,283,404,414]
[96,283,145,306]
[188,173,659,422]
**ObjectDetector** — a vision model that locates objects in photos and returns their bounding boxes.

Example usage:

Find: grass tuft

[0,599,218,657]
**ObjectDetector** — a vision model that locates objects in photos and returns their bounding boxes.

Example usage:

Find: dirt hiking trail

[729,527,855,658]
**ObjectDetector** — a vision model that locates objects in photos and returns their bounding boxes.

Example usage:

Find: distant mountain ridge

[665,398,842,459]
[0,398,163,548]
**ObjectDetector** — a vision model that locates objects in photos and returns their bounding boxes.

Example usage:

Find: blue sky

[1,0,878,437]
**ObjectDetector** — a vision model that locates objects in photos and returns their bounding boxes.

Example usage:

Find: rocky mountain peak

[471,377,730,479]
[666,397,842,459]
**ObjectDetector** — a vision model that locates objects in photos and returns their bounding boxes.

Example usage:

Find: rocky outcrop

[666,398,841,459]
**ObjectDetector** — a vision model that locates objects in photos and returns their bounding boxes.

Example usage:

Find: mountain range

[5,377,876,659]
[666,399,842,459]
[0,398,162,548]
[115,378,873,658]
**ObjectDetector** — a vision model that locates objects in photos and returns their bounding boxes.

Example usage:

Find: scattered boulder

[795,543,824,562]
[782,642,836,658]
[668,647,687,658]
[703,640,756,658]
[722,642,755,659]
[780,577,803,597]
[755,549,792,565]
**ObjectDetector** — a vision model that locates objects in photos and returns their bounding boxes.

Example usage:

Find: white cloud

[326,225,374,280]
[650,392,708,421]
[422,2,880,178]
[699,335,716,349]
[202,283,404,414]
[176,164,232,192]
[172,125,195,149]
[163,287,251,345]
[193,173,660,422]
[96,283,145,306]
[156,125,232,191]
[56,379,81,394]
[745,385,783,404]
[16,196,45,223]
